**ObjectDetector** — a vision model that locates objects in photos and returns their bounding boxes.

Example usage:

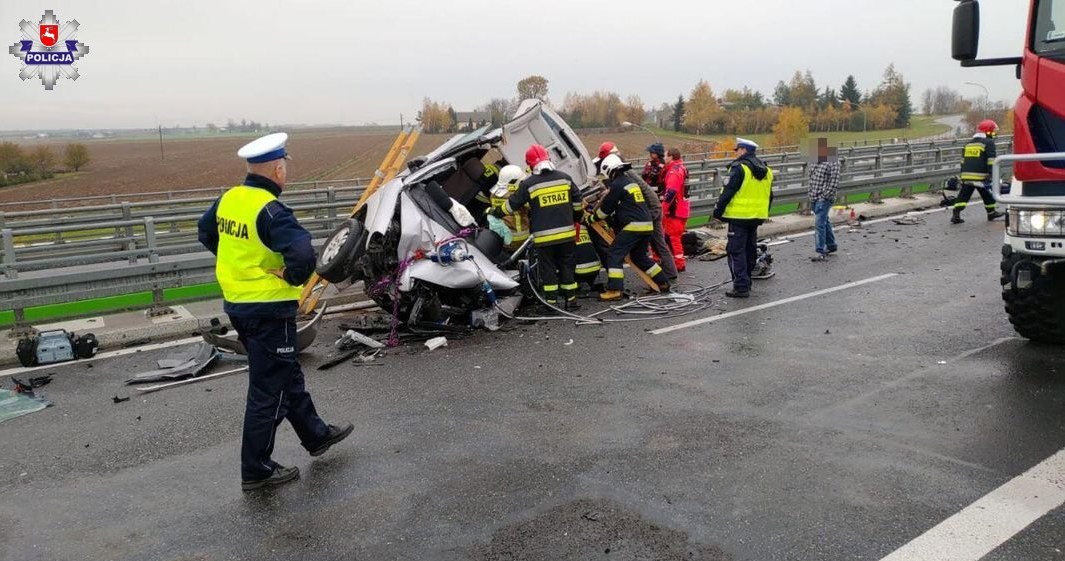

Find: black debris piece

[112,395,130,404]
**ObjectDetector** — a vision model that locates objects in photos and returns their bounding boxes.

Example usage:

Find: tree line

[0,142,90,187]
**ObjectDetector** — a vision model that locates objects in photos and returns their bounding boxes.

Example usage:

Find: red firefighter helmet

[977,119,999,135]
[598,141,619,159]
[525,144,550,169]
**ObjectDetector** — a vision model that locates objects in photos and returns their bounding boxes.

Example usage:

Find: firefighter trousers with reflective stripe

[954,182,997,213]
[605,230,667,291]
[536,241,576,303]
[230,315,331,481]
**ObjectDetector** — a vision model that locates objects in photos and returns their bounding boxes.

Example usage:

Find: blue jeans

[813,200,837,255]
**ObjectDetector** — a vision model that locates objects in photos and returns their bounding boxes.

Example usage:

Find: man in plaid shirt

[808,150,841,261]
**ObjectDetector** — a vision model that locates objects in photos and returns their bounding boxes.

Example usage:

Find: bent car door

[500,99,595,189]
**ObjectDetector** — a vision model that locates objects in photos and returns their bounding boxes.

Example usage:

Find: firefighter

[573,224,604,294]
[488,164,531,250]
[594,142,678,280]
[661,147,690,273]
[712,138,773,298]
[593,154,671,301]
[489,145,584,310]
[952,119,1005,224]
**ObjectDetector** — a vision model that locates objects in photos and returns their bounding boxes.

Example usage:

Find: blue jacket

[198,174,316,318]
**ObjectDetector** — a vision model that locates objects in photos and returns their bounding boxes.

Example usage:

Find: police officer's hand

[268,268,287,281]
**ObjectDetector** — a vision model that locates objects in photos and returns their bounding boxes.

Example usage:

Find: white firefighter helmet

[492,164,526,198]
[599,154,628,178]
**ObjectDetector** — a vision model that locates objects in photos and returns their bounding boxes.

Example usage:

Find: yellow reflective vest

[214,186,302,304]
[722,164,773,220]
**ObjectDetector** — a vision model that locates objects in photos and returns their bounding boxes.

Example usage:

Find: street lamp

[621,121,661,143]
[964,81,990,119]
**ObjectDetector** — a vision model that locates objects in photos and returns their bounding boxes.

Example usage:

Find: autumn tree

[416,98,455,134]
[684,80,720,134]
[517,75,549,102]
[788,70,819,112]
[0,142,26,175]
[29,146,56,178]
[64,143,90,171]
[772,107,810,148]
[868,64,913,128]
[621,94,646,126]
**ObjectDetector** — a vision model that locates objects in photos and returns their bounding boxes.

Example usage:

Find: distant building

[454,111,491,132]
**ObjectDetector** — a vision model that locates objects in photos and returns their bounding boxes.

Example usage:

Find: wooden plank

[588,222,660,292]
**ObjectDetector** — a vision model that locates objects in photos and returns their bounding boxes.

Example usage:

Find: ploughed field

[1,129,683,209]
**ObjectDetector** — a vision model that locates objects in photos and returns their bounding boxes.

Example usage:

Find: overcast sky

[0,0,1031,130]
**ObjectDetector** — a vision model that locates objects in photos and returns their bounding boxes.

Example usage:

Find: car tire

[317,219,364,283]
[1000,251,1065,344]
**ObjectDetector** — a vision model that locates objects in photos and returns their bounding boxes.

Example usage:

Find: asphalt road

[2,208,1064,561]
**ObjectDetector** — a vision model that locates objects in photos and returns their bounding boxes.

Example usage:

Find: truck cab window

[1035,0,1065,53]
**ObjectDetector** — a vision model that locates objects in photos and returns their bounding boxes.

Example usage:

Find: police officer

[197,133,353,491]
[489,145,584,310]
[952,120,1006,224]
[712,138,773,298]
[593,154,671,301]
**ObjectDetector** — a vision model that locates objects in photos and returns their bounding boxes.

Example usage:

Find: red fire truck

[953,0,1065,343]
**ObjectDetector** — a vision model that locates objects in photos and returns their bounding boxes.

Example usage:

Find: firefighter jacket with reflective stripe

[212,185,303,306]
[721,163,773,220]
[959,135,996,183]
[596,175,655,233]
[490,183,530,246]
[574,227,603,275]
[503,169,583,246]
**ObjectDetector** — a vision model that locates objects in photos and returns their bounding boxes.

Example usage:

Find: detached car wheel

[317,219,365,283]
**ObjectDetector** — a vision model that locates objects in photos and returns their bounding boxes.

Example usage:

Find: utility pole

[158,125,165,161]
[400,113,404,130]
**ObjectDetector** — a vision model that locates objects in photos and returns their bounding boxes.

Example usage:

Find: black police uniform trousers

[605,230,668,291]
[726,220,759,293]
[536,240,577,303]
[230,315,330,480]
[954,181,997,213]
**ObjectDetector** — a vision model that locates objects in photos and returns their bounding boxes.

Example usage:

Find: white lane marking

[879,448,1065,561]
[650,274,898,335]
[0,336,203,379]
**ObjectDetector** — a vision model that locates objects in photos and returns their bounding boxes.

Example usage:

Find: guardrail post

[147,286,173,317]
[0,212,5,230]
[2,228,17,280]
[144,217,159,264]
[9,308,35,339]
[869,189,883,204]
[326,187,337,230]
[122,202,137,265]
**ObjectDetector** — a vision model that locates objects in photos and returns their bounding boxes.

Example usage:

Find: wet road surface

[2,209,1064,561]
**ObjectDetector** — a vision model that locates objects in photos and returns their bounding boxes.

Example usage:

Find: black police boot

[987,210,1005,221]
[242,464,300,491]
[950,208,964,225]
[725,289,750,298]
[308,423,355,457]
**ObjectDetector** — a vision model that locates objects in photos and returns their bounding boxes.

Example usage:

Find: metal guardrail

[0,136,1014,326]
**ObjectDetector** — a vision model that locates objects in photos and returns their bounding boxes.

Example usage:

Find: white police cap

[237,132,290,163]
[735,137,759,151]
